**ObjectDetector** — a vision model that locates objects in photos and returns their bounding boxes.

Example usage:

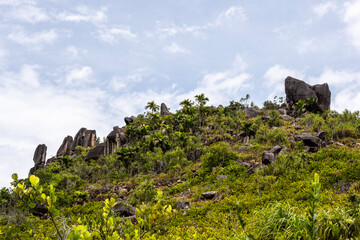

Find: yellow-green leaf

[29,175,39,187]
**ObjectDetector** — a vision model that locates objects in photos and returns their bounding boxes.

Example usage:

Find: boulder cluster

[28,76,332,177]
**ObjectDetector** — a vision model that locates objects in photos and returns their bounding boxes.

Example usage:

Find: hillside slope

[1,78,360,239]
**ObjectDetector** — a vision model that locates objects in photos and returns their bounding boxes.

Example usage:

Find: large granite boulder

[33,144,47,165]
[71,128,96,151]
[56,136,73,157]
[285,76,331,112]
[294,133,320,147]
[112,200,136,217]
[160,103,171,115]
[244,107,260,118]
[105,126,127,155]
[124,116,136,125]
[85,143,105,161]
[29,144,47,176]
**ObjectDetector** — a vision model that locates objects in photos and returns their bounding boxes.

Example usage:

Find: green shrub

[128,180,157,206]
[201,142,238,171]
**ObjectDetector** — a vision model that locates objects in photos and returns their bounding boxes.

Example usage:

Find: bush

[201,142,238,171]
[128,180,157,206]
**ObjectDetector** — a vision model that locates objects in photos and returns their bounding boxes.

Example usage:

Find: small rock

[280,115,294,121]
[175,200,191,210]
[201,191,217,200]
[160,103,171,115]
[216,175,228,182]
[294,133,320,147]
[244,107,260,118]
[262,152,275,165]
[112,200,136,217]
[316,131,327,141]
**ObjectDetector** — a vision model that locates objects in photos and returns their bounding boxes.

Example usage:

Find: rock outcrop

[71,128,96,151]
[56,136,73,157]
[29,144,47,176]
[85,143,105,161]
[160,103,171,115]
[262,145,286,165]
[285,76,331,112]
[124,116,136,125]
[244,107,260,118]
[105,126,127,155]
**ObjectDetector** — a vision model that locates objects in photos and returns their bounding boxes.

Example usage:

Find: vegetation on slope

[1,95,360,239]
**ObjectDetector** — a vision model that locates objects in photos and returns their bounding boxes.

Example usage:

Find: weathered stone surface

[280,115,294,121]
[217,175,228,182]
[316,131,327,141]
[85,143,105,161]
[294,133,320,147]
[244,107,260,118]
[71,128,96,151]
[112,200,136,217]
[160,103,171,115]
[278,109,287,115]
[33,144,47,165]
[105,126,127,155]
[124,116,136,125]
[201,191,217,200]
[175,200,191,210]
[56,136,73,157]
[269,145,283,155]
[262,152,275,165]
[46,156,58,166]
[29,164,45,176]
[285,76,331,112]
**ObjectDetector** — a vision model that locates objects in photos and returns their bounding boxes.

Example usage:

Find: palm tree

[195,93,209,107]
[145,101,159,113]
[194,94,209,127]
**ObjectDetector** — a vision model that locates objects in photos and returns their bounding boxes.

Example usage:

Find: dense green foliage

[1,95,360,239]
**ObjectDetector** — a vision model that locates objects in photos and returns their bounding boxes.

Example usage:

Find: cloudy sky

[1,0,360,187]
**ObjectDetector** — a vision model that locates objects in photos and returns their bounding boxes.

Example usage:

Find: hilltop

[1,76,360,239]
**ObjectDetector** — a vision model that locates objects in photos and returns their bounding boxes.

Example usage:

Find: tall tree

[145,101,159,113]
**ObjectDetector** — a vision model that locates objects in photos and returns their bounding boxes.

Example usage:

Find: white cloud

[313,2,337,17]
[163,43,189,54]
[343,0,360,51]
[66,66,93,85]
[57,6,107,24]
[264,65,305,99]
[96,25,136,43]
[215,6,247,26]
[308,68,360,87]
[177,55,252,105]
[8,28,57,49]
[6,4,49,23]
[0,65,109,187]
[108,68,149,91]
[20,65,40,87]
[0,0,35,6]
[153,5,246,40]
[332,89,360,112]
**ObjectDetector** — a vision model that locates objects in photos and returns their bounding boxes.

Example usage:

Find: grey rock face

[71,128,96,151]
[160,103,171,115]
[262,152,275,165]
[175,200,191,210]
[285,76,331,112]
[33,144,47,165]
[217,175,228,182]
[46,156,58,166]
[201,191,217,200]
[124,116,136,125]
[85,143,105,161]
[105,126,127,155]
[280,115,294,121]
[56,136,73,157]
[244,107,260,118]
[112,200,136,217]
[294,133,320,147]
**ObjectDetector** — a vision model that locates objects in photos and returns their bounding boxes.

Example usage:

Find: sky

[1,0,360,187]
